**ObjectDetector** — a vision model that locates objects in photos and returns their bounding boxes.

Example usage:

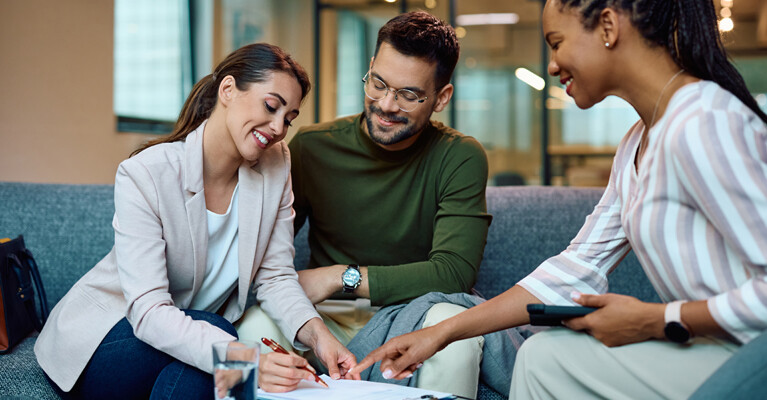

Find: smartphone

[527,304,598,326]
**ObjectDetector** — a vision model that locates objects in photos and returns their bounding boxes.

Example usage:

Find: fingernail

[332,373,340,380]
[415,363,423,369]
[382,369,393,379]
[570,291,581,301]
[405,372,413,378]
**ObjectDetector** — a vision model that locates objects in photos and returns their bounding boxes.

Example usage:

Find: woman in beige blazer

[35,43,356,399]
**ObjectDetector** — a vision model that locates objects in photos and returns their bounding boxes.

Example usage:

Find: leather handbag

[0,235,50,354]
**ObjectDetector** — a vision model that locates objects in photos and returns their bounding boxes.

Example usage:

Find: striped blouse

[518,81,767,344]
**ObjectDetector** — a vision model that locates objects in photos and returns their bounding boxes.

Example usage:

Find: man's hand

[297,265,345,304]
[564,292,666,347]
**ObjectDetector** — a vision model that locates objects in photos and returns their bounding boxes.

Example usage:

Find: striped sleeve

[518,160,632,305]
[670,104,767,343]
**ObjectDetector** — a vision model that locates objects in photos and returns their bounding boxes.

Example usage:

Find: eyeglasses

[362,72,428,113]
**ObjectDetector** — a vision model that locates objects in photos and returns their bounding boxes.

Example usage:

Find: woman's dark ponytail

[130,74,218,157]
[131,43,311,157]
[671,0,767,123]
[558,0,767,124]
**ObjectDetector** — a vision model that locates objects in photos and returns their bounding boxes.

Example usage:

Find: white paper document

[257,374,453,400]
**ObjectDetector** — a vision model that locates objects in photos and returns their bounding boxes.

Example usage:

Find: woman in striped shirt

[351,0,767,398]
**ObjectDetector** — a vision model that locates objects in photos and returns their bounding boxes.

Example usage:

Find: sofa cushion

[0,182,660,400]
[477,186,659,303]
[0,182,115,307]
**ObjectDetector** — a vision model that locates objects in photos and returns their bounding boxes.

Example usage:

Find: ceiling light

[515,68,545,91]
[424,0,437,9]
[721,0,733,7]
[719,17,734,32]
[720,7,731,18]
[456,13,519,26]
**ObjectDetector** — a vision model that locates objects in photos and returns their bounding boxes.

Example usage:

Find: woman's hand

[313,332,360,381]
[297,266,344,304]
[565,292,665,347]
[258,351,318,392]
[296,317,360,380]
[350,325,446,381]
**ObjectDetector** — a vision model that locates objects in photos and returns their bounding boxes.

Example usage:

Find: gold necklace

[649,69,685,130]
[638,69,684,165]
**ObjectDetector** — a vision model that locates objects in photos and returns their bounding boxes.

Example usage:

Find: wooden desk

[548,144,617,157]
[548,145,617,186]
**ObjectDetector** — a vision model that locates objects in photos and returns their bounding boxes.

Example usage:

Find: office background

[1,0,765,185]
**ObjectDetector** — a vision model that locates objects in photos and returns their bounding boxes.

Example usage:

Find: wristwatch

[341,264,361,293]
[664,300,691,344]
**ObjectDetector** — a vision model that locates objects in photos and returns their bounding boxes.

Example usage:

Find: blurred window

[733,56,767,114]
[336,10,370,117]
[320,1,767,186]
[113,0,193,133]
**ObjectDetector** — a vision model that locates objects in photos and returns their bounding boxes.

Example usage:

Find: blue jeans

[49,309,238,400]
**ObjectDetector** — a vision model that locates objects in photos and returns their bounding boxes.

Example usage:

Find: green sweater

[289,114,491,306]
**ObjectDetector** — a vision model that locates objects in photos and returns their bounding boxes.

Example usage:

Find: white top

[190,184,240,312]
[35,122,321,391]
[519,81,767,344]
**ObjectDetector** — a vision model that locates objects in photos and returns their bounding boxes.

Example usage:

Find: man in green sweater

[238,12,490,397]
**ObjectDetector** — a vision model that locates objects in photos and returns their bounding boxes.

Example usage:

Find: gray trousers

[689,330,767,400]
[510,328,738,400]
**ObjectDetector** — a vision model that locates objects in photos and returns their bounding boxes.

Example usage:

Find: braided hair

[555,0,767,123]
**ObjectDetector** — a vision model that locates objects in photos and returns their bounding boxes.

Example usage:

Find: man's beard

[365,104,428,147]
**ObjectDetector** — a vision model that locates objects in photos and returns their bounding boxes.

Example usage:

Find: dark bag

[0,235,50,354]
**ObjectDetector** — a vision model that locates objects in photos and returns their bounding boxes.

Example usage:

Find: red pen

[261,337,329,388]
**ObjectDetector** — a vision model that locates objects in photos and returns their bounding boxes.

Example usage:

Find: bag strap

[6,252,48,331]
[21,248,50,323]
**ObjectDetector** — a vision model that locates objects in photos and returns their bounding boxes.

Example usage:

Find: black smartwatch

[664,300,691,344]
[341,264,361,293]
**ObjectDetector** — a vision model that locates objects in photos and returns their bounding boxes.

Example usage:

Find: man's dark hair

[374,11,460,90]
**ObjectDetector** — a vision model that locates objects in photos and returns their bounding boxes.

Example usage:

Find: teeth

[253,131,269,145]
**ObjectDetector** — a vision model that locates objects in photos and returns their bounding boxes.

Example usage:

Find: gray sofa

[0,182,662,399]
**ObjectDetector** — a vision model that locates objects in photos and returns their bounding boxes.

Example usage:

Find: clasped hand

[565,292,666,347]
[348,293,669,382]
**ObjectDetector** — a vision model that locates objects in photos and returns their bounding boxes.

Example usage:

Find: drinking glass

[212,340,260,400]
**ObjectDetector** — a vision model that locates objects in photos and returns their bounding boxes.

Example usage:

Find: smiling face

[224,71,302,163]
[543,0,612,109]
[363,43,442,151]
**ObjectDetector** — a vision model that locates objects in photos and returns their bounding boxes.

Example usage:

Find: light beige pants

[510,328,738,400]
[236,300,483,399]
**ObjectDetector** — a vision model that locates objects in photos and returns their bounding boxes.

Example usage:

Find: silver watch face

[342,268,361,287]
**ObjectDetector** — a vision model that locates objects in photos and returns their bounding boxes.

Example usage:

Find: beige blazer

[35,122,319,391]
